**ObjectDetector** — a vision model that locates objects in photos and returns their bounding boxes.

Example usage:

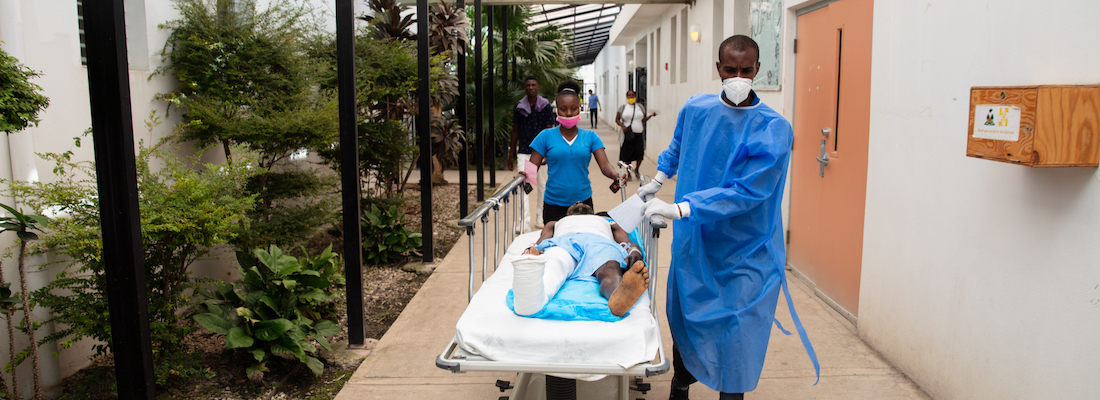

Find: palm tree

[361,0,415,41]
[467,5,577,165]
[0,204,49,400]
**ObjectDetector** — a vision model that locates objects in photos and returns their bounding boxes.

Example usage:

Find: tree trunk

[432,155,447,185]
[221,139,233,165]
[17,240,41,399]
[0,264,15,399]
[399,152,419,193]
[4,311,14,399]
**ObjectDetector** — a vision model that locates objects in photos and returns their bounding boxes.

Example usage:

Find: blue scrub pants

[671,344,745,400]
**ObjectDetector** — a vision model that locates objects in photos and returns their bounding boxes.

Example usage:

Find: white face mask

[722,77,753,105]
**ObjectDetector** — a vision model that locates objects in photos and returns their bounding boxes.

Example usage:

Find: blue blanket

[507,279,628,322]
[506,220,647,322]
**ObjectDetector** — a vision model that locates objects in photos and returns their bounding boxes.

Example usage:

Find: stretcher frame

[436,166,669,399]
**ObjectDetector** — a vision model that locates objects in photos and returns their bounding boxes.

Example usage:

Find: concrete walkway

[335,122,932,399]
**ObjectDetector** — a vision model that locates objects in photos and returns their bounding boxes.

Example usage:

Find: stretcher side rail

[436,341,670,377]
[457,175,526,301]
[438,175,670,382]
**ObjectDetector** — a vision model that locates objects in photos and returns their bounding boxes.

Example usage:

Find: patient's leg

[511,247,576,316]
[596,261,650,317]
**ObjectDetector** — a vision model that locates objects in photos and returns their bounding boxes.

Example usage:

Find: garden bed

[57,183,476,399]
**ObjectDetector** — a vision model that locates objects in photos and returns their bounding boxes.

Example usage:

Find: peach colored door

[788,0,873,318]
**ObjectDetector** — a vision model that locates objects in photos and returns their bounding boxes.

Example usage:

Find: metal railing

[458,175,526,301]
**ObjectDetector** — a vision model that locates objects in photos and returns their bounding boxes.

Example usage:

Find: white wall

[860,1,1100,399]
[0,0,358,394]
[609,0,1100,399]
[602,0,809,233]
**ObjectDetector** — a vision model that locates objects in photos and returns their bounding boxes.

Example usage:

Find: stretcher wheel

[496,379,514,392]
[630,377,650,394]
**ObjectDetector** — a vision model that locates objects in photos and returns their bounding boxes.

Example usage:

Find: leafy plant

[0,46,50,134]
[360,0,415,41]
[0,203,50,399]
[157,0,339,250]
[7,137,256,386]
[361,204,422,264]
[193,245,345,381]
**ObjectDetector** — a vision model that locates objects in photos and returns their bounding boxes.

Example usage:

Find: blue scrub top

[530,127,605,207]
[656,92,811,393]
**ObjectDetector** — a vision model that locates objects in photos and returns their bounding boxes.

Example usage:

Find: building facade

[604,0,1100,399]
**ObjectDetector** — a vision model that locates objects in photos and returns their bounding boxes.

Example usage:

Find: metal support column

[336,0,364,345]
[502,9,508,84]
[475,1,484,201]
[487,7,496,187]
[457,0,468,218]
[82,1,154,397]
[417,0,434,262]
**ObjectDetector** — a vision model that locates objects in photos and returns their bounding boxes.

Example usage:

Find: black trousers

[542,197,593,224]
[672,344,745,400]
[589,108,598,128]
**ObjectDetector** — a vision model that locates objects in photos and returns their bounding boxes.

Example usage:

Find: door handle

[816,128,830,177]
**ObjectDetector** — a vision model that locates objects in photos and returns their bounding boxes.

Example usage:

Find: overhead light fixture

[689,24,701,42]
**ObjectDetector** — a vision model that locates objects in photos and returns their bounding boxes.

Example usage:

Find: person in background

[508,76,555,231]
[639,35,816,400]
[615,89,656,180]
[524,80,621,224]
[587,89,602,129]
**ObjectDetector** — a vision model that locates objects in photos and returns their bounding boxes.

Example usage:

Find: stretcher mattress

[454,232,661,371]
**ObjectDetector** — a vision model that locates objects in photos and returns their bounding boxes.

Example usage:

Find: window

[713,0,724,79]
[79,0,151,70]
[655,28,661,85]
[680,8,688,83]
[650,32,655,86]
[670,17,677,85]
[77,0,86,66]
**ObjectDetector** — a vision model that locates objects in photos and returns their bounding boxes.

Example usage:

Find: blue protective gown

[656,92,805,393]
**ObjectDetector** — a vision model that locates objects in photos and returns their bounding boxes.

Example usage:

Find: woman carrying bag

[616,90,656,180]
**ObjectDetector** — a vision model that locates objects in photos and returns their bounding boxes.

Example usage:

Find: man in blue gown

[640,35,797,399]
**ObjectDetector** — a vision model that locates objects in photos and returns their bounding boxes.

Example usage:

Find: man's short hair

[566,203,594,216]
[524,75,538,83]
[718,35,760,64]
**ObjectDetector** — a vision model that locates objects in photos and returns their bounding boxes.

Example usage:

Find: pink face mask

[557,115,581,129]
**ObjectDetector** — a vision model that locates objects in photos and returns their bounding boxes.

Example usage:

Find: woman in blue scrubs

[528,80,622,224]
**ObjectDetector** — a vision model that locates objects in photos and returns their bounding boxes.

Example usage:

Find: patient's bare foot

[608,261,650,317]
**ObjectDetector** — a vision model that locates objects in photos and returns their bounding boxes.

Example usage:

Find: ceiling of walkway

[528,3,622,66]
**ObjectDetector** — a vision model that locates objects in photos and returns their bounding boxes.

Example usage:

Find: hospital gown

[656,92,810,393]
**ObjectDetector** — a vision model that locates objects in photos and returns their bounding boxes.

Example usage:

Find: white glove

[637,171,668,197]
[644,198,691,220]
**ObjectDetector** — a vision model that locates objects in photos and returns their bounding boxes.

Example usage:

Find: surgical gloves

[644,198,691,220]
[637,171,668,198]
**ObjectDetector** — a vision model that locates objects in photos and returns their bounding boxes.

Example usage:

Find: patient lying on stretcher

[510,202,650,317]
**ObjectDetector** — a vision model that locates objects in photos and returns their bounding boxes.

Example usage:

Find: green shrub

[0,46,50,134]
[9,138,256,383]
[193,245,345,381]
[158,0,340,250]
[361,204,422,264]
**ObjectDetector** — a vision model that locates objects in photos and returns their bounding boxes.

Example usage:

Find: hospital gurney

[436,168,669,400]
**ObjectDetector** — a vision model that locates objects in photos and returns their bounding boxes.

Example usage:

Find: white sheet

[454,232,661,375]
